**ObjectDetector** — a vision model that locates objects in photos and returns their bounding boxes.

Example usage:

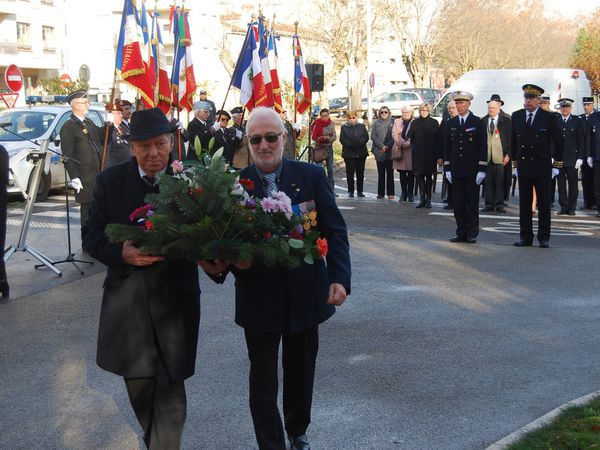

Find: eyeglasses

[219,117,229,122]
[379,111,389,114]
[248,132,282,145]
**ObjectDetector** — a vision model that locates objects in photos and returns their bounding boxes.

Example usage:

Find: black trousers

[416,173,433,200]
[124,357,187,450]
[594,162,600,207]
[80,202,92,239]
[453,176,480,238]
[518,175,551,242]
[503,163,512,203]
[549,176,557,205]
[557,166,578,213]
[398,170,415,199]
[581,160,596,207]
[376,160,395,196]
[244,326,319,450]
[484,163,505,208]
[344,156,366,194]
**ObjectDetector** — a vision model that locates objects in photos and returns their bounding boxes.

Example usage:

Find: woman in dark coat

[339,110,369,197]
[408,103,441,208]
[0,144,8,297]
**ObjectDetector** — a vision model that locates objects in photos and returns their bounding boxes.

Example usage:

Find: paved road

[1,159,599,449]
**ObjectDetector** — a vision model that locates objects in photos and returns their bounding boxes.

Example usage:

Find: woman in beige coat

[384,106,415,202]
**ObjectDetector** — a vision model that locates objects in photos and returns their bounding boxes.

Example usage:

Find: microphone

[0,122,12,128]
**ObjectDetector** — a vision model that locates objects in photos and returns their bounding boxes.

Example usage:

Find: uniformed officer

[59,90,106,249]
[443,91,487,243]
[187,100,214,160]
[556,98,584,215]
[212,109,242,165]
[579,96,597,211]
[229,106,251,169]
[510,84,564,248]
[586,100,600,217]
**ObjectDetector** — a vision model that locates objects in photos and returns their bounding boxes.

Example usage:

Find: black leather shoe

[466,237,477,243]
[376,195,384,199]
[408,195,414,202]
[357,192,365,197]
[449,236,467,243]
[348,193,354,198]
[495,207,506,213]
[568,211,576,216]
[480,207,494,212]
[0,280,9,298]
[557,210,568,215]
[514,240,533,247]
[539,240,549,248]
[443,205,453,210]
[425,201,432,208]
[290,434,310,450]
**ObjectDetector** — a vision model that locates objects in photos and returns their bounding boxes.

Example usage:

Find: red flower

[129,204,153,222]
[316,238,328,257]
[240,178,255,189]
[264,231,272,240]
[288,229,303,240]
[144,220,154,231]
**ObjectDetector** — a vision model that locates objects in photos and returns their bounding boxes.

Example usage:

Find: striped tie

[264,172,277,197]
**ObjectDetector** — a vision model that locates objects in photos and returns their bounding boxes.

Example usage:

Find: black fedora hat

[128,108,176,141]
[486,94,504,106]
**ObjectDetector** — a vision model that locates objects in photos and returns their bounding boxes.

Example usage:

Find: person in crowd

[280,109,299,160]
[198,88,217,122]
[212,109,241,165]
[409,103,441,208]
[59,90,107,249]
[0,144,8,297]
[120,99,133,128]
[82,108,206,449]
[168,114,189,162]
[480,94,511,213]
[579,96,597,211]
[585,99,600,217]
[441,100,458,209]
[384,106,414,201]
[510,84,563,248]
[443,91,487,243]
[540,94,560,207]
[339,110,369,198]
[311,108,337,190]
[371,106,394,199]
[103,100,131,169]
[187,100,214,160]
[202,107,351,450]
[230,106,251,169]
[556,98,584,215]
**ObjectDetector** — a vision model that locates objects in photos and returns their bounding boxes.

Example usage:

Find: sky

[544,0,600,18]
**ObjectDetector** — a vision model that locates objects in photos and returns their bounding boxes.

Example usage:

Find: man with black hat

[60,90,107,248]
[556,98,584,215]
[199,88,217,122]
[212,109,241,164]
[82,108,202,449]
[119,99,133,129]
[443,91,487,243]
[510,84,564,248]
[187,100,214,160]
[579,96,597,211]
[481,94,511,213]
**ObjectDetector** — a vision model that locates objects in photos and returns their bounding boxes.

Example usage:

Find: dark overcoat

[340,123,369,159]
[409,116,441,175]
[587,111,600,161]
[104,123,131,169]
[82,160,201,381]
[187,117,213,160]
[557,115,584,168]
[443,112,487,178]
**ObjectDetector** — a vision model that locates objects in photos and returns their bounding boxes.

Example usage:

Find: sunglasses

[219,117,229,122]
[379,110,389,114]
[248,132,282,145]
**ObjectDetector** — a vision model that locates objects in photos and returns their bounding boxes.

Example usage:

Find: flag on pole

[150,8,172,113]
[139,2,156,90]
[115,0,154,108]
[172,10,196,112]
[293,34,311,114]
[268,29,283,113]
[170,6,181,110]
[257,15,274,108]
[231,25,255,111]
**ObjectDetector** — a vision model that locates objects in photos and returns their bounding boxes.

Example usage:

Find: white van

[431,68,592,120]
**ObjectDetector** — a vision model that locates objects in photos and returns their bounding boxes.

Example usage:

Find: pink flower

[171,160,184,173]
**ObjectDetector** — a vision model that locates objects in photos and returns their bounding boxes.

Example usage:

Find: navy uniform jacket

[510,108,564,176]
[230,159,351,334]
[187,117,213,159]
[586,111,600,161]
[556,115,584,168]
[82,160,201,381]
[443,112,487,177]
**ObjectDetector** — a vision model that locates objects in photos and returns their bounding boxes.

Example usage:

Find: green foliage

[571,18,600,93]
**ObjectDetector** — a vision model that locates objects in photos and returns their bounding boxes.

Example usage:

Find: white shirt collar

[138,166,166,179]
[74,113,86,122]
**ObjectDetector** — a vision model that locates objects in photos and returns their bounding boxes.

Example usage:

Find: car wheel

[26,170,51,202]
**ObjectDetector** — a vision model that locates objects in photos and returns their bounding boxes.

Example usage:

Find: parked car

[400,88,443,106]
[367,91,425,117]
[0,105,106,201]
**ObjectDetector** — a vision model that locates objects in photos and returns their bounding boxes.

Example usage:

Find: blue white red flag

[268,29,283,112]
[293,34,311,114]
[257,16,274,108]
[150,8,171,113]
[172,9,196,112]
[231,25,255,110]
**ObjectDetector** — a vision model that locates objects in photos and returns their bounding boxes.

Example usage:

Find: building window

[17,22,31,50]
[42,26,55,52]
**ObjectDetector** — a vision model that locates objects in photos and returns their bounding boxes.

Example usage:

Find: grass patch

[507,395,600,449]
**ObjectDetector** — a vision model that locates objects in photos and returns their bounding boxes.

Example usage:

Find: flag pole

[152,0,159,107]
[220,23,252,116]
[293,21,298,160]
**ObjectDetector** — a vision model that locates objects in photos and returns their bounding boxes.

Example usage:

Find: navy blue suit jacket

[232,158,351,334]
[443,112,487,177]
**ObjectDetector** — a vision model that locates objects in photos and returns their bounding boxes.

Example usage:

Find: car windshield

[0,110,56,141]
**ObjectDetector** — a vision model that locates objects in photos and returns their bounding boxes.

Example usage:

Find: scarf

[312,116,332,140]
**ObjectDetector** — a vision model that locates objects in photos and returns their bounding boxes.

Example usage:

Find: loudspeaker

[305,63,324,92]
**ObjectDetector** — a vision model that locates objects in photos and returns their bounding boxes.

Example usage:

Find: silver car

[0,105,106,201]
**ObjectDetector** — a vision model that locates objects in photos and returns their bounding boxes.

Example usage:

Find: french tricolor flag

[293,34,311,115]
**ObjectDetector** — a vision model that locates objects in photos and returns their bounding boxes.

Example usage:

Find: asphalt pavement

[1,158,599,449]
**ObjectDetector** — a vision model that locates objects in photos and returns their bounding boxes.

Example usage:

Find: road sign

[5,65,23,92]
[0,92,19,108]
[60,73,72,85]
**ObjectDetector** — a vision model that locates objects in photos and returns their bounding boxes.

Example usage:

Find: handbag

[313,143,329,163]
[391,145,403,161]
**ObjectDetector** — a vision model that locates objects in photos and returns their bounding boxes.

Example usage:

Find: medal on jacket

[83,128,88,135]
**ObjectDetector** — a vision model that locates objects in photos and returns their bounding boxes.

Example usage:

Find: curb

[486,389,600,449]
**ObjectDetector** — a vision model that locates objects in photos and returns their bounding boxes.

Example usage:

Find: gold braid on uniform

[553,160,564,168]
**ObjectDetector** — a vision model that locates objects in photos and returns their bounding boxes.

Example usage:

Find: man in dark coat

[59,90,106,247]
[443,91,487,243]
[186,100,214,160]
[82,108,202,449]
[579,97,597,211]
[586,103,600,217]
[212,109,241,165]
[481,94,511,213]
[556,98,584,215]
[510,84,564,248]
[202,107,351,450]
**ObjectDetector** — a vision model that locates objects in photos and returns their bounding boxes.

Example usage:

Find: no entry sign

[5,65,24,92]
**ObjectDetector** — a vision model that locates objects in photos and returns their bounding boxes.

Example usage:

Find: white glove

[476,171,486,185]
[588,157,594,168]
[552,168,559,178]
[235,129,243,139]
[176,121,184,131]
[514,168,518,177]
[445,172,452,184]
[71,177,83,193]
[211,122,220,132]
[575,159,583,170]
[291,123,303,132]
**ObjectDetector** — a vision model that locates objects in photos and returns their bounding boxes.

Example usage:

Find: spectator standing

[280,109,299,160]
[339,110,369,198]
[371,106,395,199]
[311,108,337,190]
[387,106,416,202]
[556,98,584,215]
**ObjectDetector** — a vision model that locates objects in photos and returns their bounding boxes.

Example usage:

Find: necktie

[460,117,465,127]
[264,172,277,197]
[143,175,156,186]
[489,118,495,134]
[526,113,533,127]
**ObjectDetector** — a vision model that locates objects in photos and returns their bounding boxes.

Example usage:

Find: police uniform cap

[216,110,231,120]
[558,98,574,107]
[451,91,473,101]
[540,95,551,102]
[231,106,244,115]
[486,94,504,106]
[522,84,544,98]
[582,96,594,104]
[193,100,211,111]
[199,89,207,94]
[67,90,88,104]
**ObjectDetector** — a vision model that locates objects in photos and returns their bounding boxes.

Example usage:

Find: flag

[268,30,283,112]
[139,2,156,90]
[173,10,196,112]
[115,0,154,108]
[249,22,269,108]
[170,6,181,109]
[257,15,274,107]
[293,34,311,114]
[150,8,171,113]
[231,25,255,110]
